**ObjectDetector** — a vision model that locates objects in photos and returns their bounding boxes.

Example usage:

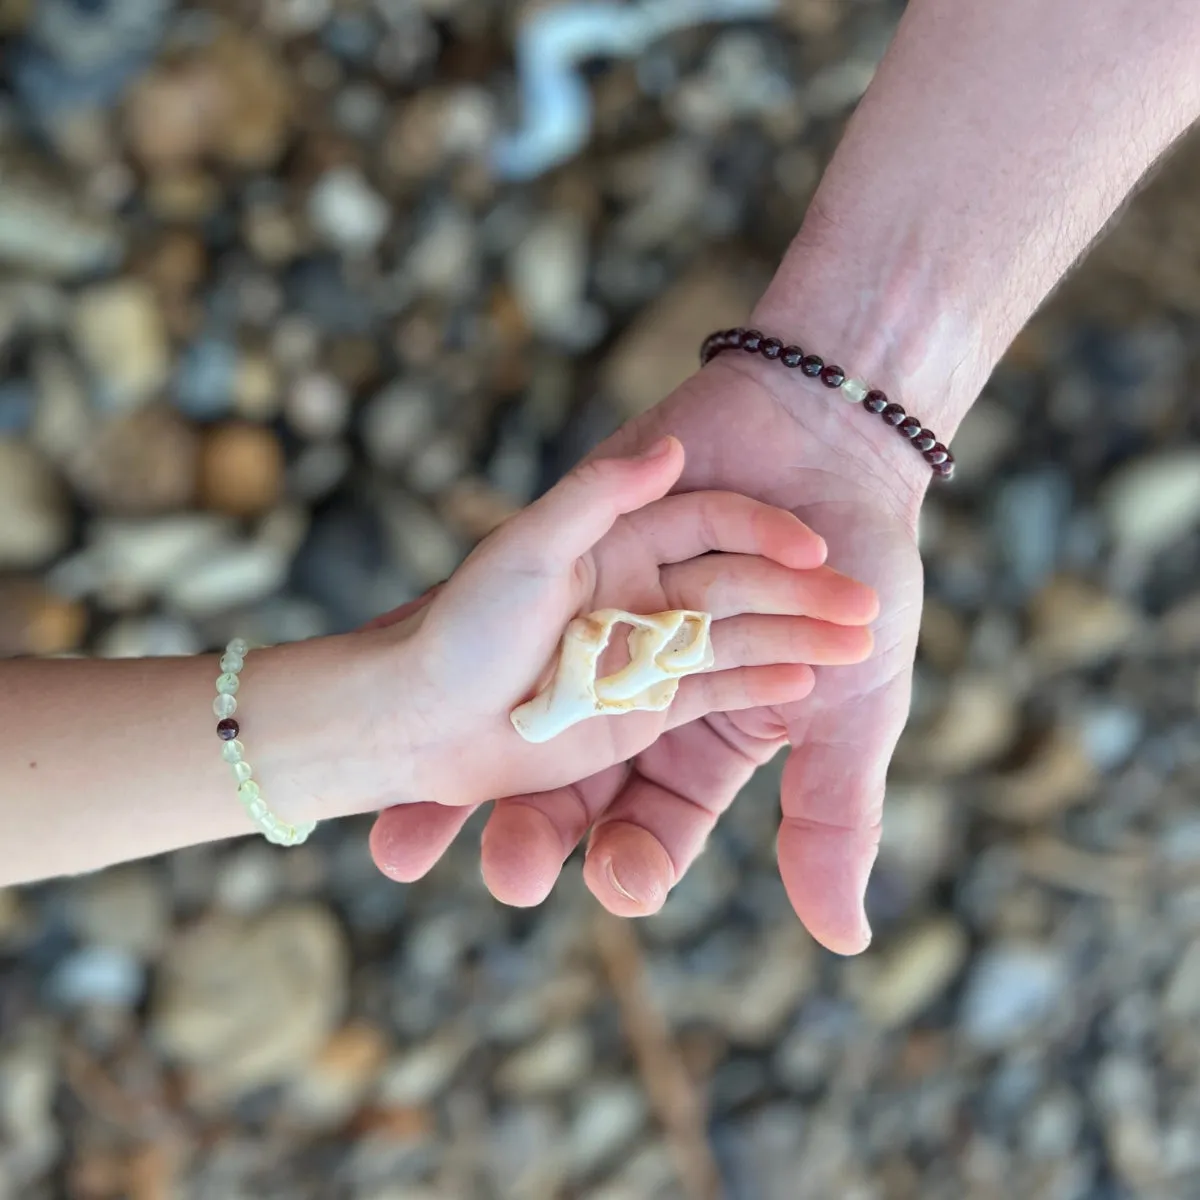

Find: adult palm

[368,354,926,954]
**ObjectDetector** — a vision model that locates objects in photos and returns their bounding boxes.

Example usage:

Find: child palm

[387,437,879,808]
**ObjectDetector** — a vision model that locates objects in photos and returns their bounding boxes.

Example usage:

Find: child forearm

[0,634,413,885]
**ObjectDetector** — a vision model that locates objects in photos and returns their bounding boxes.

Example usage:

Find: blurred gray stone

[960,944,1069,1049]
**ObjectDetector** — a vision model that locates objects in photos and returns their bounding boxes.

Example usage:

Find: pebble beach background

[4,1,1200,1197]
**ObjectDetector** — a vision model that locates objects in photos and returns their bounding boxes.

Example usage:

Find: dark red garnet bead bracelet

[700,327,955,480]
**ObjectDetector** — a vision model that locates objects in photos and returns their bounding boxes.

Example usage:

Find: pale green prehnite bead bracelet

[214,638,317,847]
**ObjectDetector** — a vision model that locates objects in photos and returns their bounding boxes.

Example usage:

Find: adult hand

[366,0,1200,955]
[368,352,926,955]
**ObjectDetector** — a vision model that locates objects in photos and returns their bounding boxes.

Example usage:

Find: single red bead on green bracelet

[700,327,955,480]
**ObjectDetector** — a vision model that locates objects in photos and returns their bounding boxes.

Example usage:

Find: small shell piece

[510,608,714,744]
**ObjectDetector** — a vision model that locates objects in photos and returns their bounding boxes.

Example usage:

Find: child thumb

[506,437,683,570]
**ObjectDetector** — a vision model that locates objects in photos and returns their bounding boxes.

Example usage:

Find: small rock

[1100,450,1200,558]
[126,30,293,171]
[71,280,169,411]
[1028,575,1140,668]
[405,206,479,297]
[151,903,348,1102]
[0,165,122,277]
[0,1024,60,1187]
[173,337,237,420]
[66,405,199,515]
[67,866,166,958]
[877,785,955,901]
[198,422,285,518]
[918,599,969,672]
[909,675,1020,775]
[214,843,286,915]
[232,352,282,421]
[852,917,968,1030]
[49,945,145,1009]
[381,494,465,586]
[286,371,352,440]
[308,167,391,254]
[982,724,1096,823]
[991,469,1072,596]
[94,614,202,659]
[377,1029,473,1106]
[361,382,435,470]
[407,432,468,495]
[59,514,232,604]
[1079,703,1143,771]
[724,930,817,1044]
[0,381,35,434]
[287,1022,389,1128]
[163,540,289,617]
[603,261,764,417]
[509,211,603,348]
[947,396,1020,479]
[496,1027,592,1096]
[0,579,87,657]
[0,439,70,569]
[1164,938,1200,1018]
[288,440,352,502]
[959,943,1068,1049]
[567,1082,647,1179]
[31,345,92,464]
[439,478,523,541]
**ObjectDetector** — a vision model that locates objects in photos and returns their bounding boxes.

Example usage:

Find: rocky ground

[4,1,1200,1197]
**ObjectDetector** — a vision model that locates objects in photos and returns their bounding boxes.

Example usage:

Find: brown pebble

[199,423,285,518]
[0,579,87,657]
[67,405,199,515]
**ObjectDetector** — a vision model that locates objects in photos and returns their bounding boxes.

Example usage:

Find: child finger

[709,613,875,668]
[498,437,685,573]
[661,555,880,624]
[619,491,827,568]
[664,663,816,725]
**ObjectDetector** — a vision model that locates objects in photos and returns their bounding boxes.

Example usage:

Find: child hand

[374,436,879,809]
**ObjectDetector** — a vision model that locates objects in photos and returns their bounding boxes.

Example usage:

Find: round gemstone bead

[725,328,745,348]
[819,364,845,388]
[782,346,803,367]
[913,429,938,451]
[213,693,238,719]
[232,760,254,784]
[220,738,245,762]
[219,651,244,674]
[933,459,955,479]
[799,355,823,377]
[898,417,922,438]
[924,442,950,465]
[216,672,240,696]
[881,404,907,426]
[227,637,249,657]
[840,378,868,403]
[863,390,889,413]
[216,718,240,741]
[741,329,764,352]
[760,337,783,359]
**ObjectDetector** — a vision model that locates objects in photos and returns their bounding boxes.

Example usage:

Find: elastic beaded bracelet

[214,638,317,847]
[700,327,955,480]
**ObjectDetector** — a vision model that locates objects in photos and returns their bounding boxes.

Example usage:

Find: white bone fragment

[510,608,714,743]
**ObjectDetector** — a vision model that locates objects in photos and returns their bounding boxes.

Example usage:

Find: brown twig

[593,911,722,1200]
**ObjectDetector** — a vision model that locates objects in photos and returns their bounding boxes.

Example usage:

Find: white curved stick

[511,608,714,744]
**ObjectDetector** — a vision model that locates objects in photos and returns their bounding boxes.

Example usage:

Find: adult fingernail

[604,856,667,911]
[605,858,641,903]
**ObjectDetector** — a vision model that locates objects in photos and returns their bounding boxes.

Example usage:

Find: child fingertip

[638,435,679,463]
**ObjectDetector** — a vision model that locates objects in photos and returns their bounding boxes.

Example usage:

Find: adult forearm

[0,636,404,885]
[750,0,1200,498]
